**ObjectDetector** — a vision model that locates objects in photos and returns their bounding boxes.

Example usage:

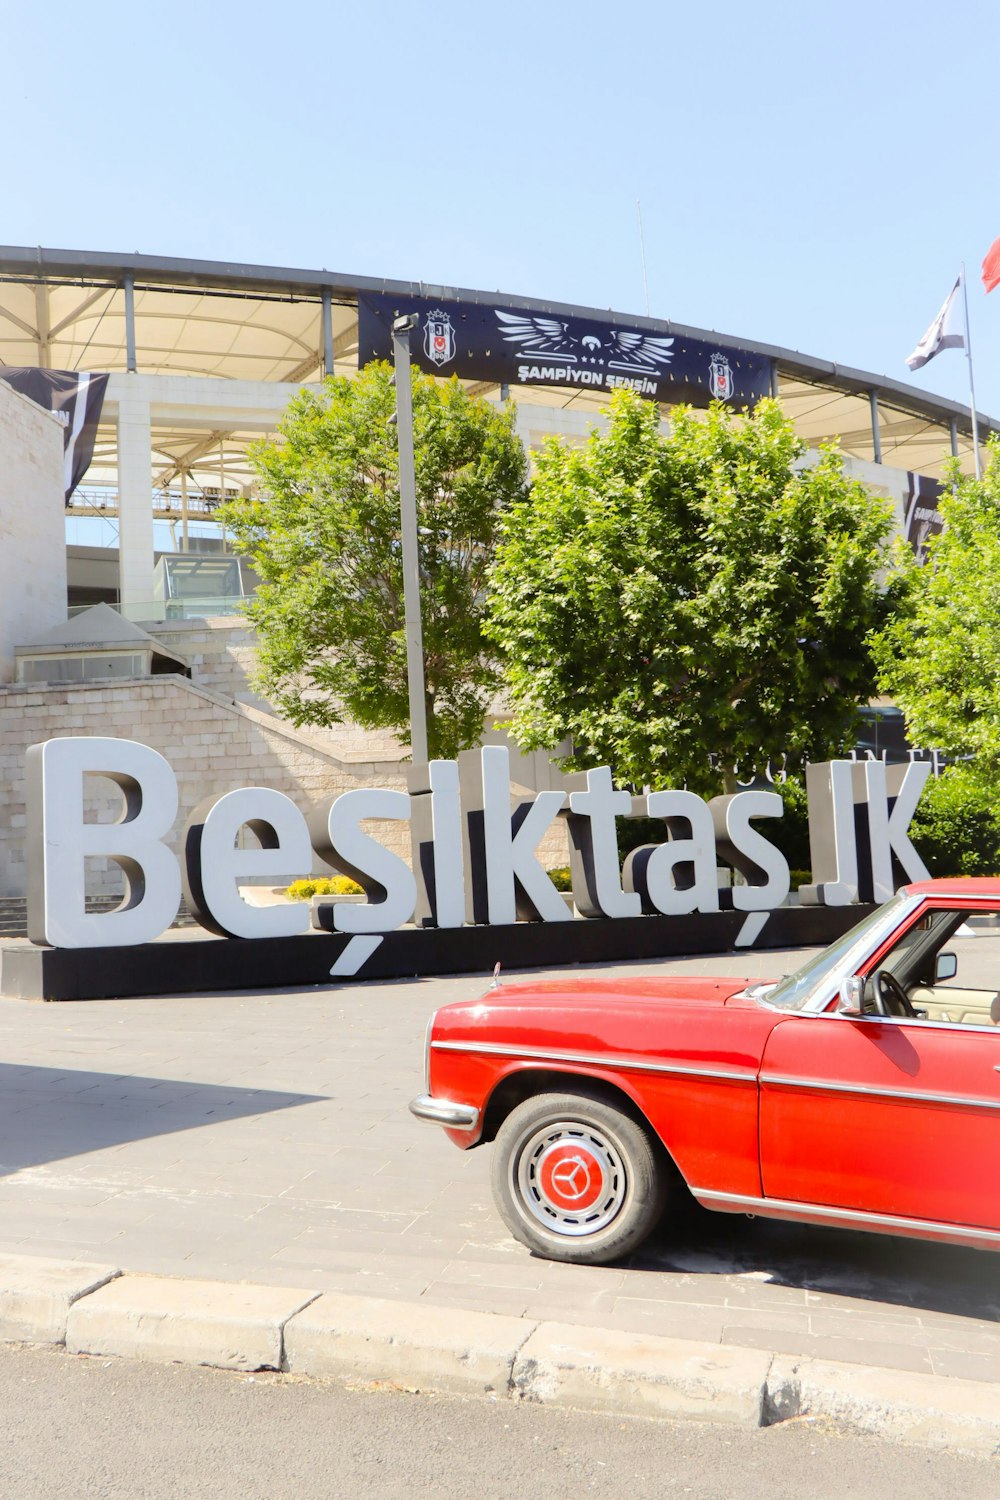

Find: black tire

[490,1089,667,1265]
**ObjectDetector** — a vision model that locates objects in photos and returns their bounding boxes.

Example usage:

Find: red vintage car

[410,880,1000,1265]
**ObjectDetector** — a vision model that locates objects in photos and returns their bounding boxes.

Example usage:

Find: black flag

[0,368,109,504]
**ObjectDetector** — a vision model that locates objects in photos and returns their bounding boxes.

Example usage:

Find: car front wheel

[490,1090,666,1265]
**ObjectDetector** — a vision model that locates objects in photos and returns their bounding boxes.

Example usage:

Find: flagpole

[960,264,983,479]
[636,199,650,317]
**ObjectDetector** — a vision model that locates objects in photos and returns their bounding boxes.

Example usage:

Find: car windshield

[761,892,915,1013]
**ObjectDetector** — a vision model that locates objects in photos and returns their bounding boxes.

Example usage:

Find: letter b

[26,737,181,948]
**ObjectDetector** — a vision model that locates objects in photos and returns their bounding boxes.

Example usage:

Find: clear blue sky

[6,0,1000,421]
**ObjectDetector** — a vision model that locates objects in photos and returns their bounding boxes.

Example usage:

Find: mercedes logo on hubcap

[539,1143,605,1211]
[551,1155,592,1200]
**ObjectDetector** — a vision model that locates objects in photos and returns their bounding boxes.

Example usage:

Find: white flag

[906,278,964,370]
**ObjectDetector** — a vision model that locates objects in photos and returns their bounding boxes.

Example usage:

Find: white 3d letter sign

[182,787,313,939]
[624,790,720,916]
[308,788,416,934]
[800,759,931,906]
[26,737,181,948]
[23,736,931,949]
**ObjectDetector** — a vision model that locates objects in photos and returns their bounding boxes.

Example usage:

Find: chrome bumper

[409,1094,480,1130]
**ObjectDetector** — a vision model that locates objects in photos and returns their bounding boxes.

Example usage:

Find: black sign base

[0,905,873,1002]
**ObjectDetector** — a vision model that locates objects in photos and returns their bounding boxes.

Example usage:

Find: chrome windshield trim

[760,1073,1000,1111]
[765,893,924,1015]
[430,1039,757,1085]
[689,1187,1000,1245]
[408,1094,480,1130]
[737,981,779,1001]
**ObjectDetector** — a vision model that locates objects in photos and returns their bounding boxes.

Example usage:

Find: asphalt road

[0,1343,996,1500]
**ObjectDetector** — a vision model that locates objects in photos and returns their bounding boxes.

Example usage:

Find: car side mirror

[935,951,957,982]
[837,976,867,1017]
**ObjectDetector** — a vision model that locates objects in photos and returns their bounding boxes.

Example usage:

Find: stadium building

[0,245,993,918]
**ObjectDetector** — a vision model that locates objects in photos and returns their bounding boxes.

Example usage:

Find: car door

[758,1010,1000,1232]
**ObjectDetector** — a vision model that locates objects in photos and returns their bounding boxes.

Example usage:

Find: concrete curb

[284,1293,532,1396]
[510,1321,771,1426]
[0,1253,997,1455]
[66,1274,320,1372]
[765,1354,1000,1455]
[0,1253,120,1345]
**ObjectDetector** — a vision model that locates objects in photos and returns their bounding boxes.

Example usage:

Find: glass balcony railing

[68,597,251,623]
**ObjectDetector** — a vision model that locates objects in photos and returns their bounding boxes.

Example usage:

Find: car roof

[904,877,1000,896]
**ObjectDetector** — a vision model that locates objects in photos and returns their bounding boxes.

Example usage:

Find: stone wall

[0,382,66,683]
[151,616,411,761]
[0,675,409,901]
[149,615,572,778]
[150,617,273,710]
[0,674,569,904]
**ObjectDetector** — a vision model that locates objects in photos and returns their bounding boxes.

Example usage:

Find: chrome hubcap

[514,1120,628,1237]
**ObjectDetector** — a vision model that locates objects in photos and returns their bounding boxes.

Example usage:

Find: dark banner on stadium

[358,294,773,408]
[903,472,944,562]
[0,368,109,504]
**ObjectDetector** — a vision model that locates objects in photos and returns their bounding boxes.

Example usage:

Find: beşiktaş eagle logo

[708,352,735,400]
[424,309,456,366]
[495,310,577,363]
[605,329,675,375]
[495,310,674,377]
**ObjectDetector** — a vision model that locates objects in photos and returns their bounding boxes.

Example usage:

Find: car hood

[431,971,782,1073]
[467,974,756,1007]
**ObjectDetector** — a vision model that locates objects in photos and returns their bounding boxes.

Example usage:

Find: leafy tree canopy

[871,438,1000,770]
[220,362,528,759]
[486,392,893,794]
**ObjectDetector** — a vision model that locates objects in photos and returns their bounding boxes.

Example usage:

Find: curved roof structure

[0,244,993,496]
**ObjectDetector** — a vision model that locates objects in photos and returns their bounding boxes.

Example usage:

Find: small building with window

[14,602,189,686]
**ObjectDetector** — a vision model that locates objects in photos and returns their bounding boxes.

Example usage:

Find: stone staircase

[0,897,197,939]
[0,899,28,937]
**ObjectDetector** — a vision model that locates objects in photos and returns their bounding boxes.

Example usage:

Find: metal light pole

[390,314,429,765]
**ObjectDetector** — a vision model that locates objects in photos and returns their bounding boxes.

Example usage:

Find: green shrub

[285,875,364,900]
[908,765,1000,877]
[616,815,666,857]
[546,866,573,892]
[768,776,813,874]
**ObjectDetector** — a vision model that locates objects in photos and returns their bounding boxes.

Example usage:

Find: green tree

[486,392,892,794]
[220,362,528,759]
[907,763,1000,876]
[871,438,1000,771]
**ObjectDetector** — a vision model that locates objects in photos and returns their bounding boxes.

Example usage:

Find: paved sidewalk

[0,944,997,1388]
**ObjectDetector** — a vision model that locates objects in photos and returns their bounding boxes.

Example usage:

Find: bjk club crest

[708,352,734,401]
[424,309,456,367]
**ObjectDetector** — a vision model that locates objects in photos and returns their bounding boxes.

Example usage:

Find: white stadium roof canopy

[0,245,993,503]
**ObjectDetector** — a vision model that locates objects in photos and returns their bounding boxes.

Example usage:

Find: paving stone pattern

[0,946,997,1384]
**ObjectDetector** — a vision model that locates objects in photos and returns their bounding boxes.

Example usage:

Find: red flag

[983,236,1000,293]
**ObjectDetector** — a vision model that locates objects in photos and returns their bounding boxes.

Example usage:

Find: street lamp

[390,313,429,765]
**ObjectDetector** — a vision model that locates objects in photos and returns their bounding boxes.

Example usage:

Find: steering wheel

[874,969,918,1019]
